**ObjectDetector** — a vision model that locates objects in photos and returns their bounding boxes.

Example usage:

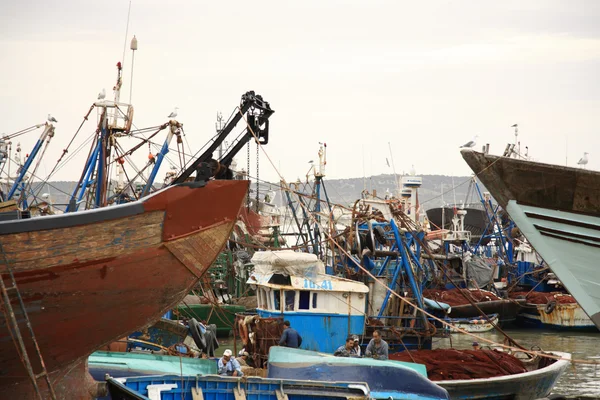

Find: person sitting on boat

[352,335,362,357]
[236,350,250,367]
[334,337,360,357]
[365,330,388,360]
[279,320,302,348]
[218,349,243,377]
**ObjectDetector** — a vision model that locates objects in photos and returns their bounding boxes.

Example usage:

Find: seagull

[167,107,179,119]
[47,114,58,123]
[578,152,589,168]
[460,135,478,149]
[98,88,106,100]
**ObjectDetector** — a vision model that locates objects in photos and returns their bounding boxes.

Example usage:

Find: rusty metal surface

[0,180,247,398]
[461,149,600,215]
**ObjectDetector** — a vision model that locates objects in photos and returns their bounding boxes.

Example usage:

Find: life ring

[189,318,207,351]
[544,300,557,315]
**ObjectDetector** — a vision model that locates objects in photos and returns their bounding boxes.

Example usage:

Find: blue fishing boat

[106,374,375,400]
[248,251,368,353]
[267,346,449,400]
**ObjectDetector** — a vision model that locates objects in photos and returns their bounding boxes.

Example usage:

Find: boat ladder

[0,242,57,399]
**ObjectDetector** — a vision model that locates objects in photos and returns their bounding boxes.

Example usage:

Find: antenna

[129,35,138,104]
[388,142,400,195]
[121,1,132,70]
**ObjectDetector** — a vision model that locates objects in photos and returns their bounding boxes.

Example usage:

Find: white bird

[167,107,179,119]
[47,114,58,123]
[578,152,589,168]
[460,135,478,149]
[98,88,106,100]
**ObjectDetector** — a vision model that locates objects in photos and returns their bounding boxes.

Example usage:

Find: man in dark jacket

[279,320,302,348]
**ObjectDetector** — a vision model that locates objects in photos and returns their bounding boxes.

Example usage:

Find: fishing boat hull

[88,351,216,381]
[267,346,450,400]
[0,180,247,399]
[436,351,571,400]
[106,374,374,400]
[449,314,499,333]
[449,300,524,326]
[173,304,245,337]
[461,149,600,329]
[518,303,598,331]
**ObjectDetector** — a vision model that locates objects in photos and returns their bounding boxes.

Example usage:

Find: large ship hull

[461,149,600,329]
[0,180,247,399]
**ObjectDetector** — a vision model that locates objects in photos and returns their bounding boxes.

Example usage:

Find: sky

[1,0,599,187]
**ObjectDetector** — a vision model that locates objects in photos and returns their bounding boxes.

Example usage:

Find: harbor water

[436,329,600,397]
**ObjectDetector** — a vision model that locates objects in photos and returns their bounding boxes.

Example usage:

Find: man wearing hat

[352,335,362,357]
[218,349,244,377]
[236,350,250,367]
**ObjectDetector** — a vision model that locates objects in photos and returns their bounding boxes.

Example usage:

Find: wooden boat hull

[436,351,571,400]
[267,346,450,400]
[0,180,247,399]
[173,304,246,337]
[88,351,216,381]
[449,314,499,334]
[449,300,525,325]
[461,149,600,329]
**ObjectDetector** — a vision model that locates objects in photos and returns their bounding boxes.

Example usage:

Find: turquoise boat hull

[88,351,216,380]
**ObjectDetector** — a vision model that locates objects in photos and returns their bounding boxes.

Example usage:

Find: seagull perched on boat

[98,88,106,100]
[460,135,478,149]
[578,152,589,168]
[47,114,58,123]
[167,107,179,119]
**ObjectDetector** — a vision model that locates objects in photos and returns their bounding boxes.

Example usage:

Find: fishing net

[423,288,500,306]
[509,291,577,305]
[389,349,526,381]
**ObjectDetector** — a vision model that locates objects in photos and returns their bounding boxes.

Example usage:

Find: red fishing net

[423,288,500,306]
[389,349,526,380]
[509,291,576,305]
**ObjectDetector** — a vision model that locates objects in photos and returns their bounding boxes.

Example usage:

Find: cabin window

[273,290,281,311]
[312,292,318,309]
[284,290,296,311]
[298,291,310,310]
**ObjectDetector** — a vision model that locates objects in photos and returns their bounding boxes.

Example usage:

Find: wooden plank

[166,221,234,278]
[1,211,165,272]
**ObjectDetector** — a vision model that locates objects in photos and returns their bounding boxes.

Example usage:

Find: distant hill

[27,173,486,211]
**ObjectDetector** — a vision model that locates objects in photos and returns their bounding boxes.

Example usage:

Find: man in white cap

[217,349,243,377]
[236,350,250,367]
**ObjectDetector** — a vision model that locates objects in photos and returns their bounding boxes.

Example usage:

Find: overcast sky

[1,0,599,187]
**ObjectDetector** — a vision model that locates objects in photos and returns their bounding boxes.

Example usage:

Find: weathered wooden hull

[461,149,600,329]
[0,180,247,399]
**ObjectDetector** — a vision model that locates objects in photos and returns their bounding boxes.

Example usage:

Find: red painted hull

[0,180,248,399]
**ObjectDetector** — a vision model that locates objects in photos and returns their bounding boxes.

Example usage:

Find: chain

[246,141,250,210]
[256,140,260,212]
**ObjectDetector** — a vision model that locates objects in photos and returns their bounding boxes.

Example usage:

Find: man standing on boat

[334,337,360,357]
[218,349,244,377]
[365,330,388,360]
[279,320,302,348]
[352,335,362,357]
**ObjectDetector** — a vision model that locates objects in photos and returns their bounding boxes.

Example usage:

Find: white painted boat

[461,149,600,329]
[449,313,499,334]
[437,351,571,400]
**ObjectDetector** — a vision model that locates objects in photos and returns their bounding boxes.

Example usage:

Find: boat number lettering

[303,279,332,290]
